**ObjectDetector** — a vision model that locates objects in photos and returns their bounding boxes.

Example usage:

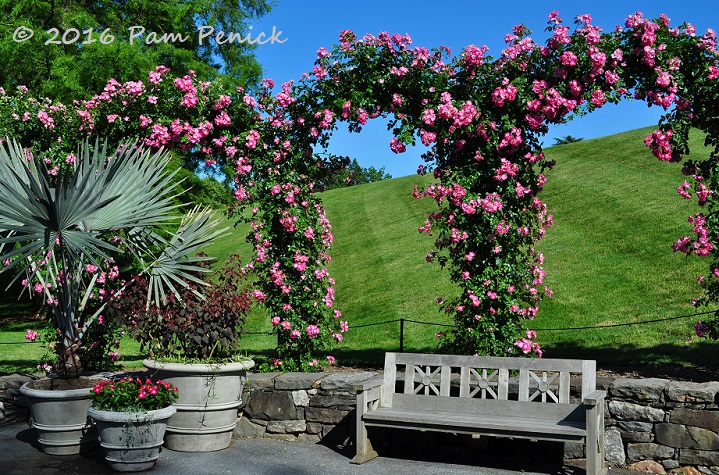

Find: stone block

[305,406,350,424]
[306,422,322,435]
[609,378,669,404]
[680,448,719,466]
[319,372,378,391]
[670,407,719,432]
[292,390,309,407]
[0,374,34,390]
[609,401,665,422]
[672,466,703,475]
[308,393,356,408]
[266,419,307,434]
[626,443,675,462]
[564,441,584,459]
[233,416,266,438]
[656,423,719,450]
[275,372,326,390]
[264,433,297,442]
[620,431,653,443]
[245,391,298,420]
[6,388,21,399]
[661,459,680,470]
[627,460,666,473]
[605,429,626,466]
[666,382,719,403]
[321,389,353,397]
[618,421,654,432]
[245,372,280,390]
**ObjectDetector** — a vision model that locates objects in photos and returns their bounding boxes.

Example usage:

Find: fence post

[399,318,404,352]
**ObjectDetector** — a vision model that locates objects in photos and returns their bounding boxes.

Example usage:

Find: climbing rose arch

[4,11,719,370]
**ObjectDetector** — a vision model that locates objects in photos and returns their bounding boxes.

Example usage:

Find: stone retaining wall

[605,378,719,473]
[235,371,377,445]
[0,373,35,423]
[3,371,719,474]
[234,371,719,474]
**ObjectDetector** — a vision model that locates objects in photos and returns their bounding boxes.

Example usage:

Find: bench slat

[440,365,451,396]
[363,408,587,439]
[391,393,585,421]
[499,368,509,400]
[381,353,397,407]
[519,368,529,401]
[560,371,571,404]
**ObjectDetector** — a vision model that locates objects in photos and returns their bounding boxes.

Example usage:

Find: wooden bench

[352,352,607,475]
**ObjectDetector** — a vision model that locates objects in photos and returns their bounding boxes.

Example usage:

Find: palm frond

[145,206,229,307]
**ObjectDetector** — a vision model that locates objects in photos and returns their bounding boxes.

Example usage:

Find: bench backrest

[381,353,596,418]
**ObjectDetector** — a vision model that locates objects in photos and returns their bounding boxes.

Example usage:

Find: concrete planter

[19,378,99,455]
[143,359,254,452]
[88,405,176,472]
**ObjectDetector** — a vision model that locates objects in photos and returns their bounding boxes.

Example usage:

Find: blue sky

[248,1,719,178]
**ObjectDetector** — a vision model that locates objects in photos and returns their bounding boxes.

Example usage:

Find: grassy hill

[4,126,719,372]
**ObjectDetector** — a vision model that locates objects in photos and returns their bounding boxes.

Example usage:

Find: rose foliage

[4,12,719,367]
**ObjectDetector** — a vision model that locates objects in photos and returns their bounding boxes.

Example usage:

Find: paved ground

[0,420,645,475]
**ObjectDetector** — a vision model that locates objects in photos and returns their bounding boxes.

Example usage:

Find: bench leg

[352,392,378,464]
[351,418,378,464]
[586,402,608,475]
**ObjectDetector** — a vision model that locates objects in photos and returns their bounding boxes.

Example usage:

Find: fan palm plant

[0,138,227,378]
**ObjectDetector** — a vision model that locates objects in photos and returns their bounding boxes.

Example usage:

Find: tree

[320,157,393,190]
[0,0,272,102]
[553,135,584,145]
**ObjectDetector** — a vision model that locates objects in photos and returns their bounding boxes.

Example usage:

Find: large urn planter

[88,405,176,472]
[142,358,254,452]
[19,378,99,455]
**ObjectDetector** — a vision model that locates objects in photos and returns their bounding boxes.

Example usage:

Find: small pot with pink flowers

[88,376,179,472]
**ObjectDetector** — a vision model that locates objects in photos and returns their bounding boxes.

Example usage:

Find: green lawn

[535,126,719,365]
[3,125,719,373]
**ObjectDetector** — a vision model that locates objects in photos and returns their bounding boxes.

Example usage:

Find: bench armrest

[583,389,606,406]
[354,375,383,392]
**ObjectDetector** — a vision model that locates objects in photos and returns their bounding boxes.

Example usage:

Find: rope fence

[242,308,717,352]
[4,309,716,353]
[530,309,718,331]
[242,318,450,352]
